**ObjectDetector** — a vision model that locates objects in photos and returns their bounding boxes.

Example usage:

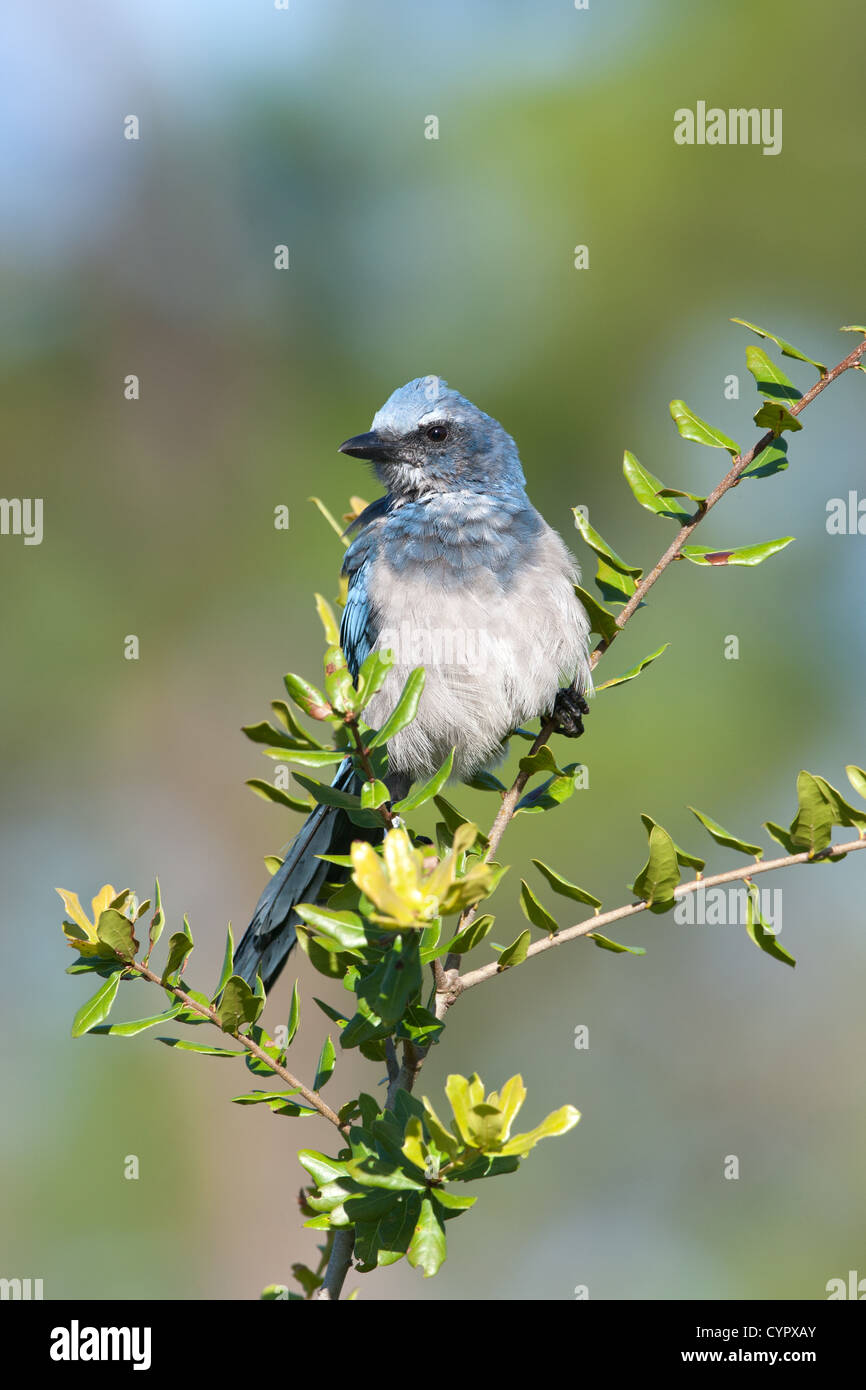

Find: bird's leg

[550,687,589,738]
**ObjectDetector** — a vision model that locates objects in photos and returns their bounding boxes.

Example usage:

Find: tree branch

[458,837,866,991]
[312,1228,355,1300]
[131,960,349,1135]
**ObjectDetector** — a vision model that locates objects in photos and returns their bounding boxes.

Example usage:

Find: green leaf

[283,672,333,721]
[731,318,827,375]
[532,860,601,908]
[788,771,834,855]
[573,585,618,642]
[639,815,705,872]
[753,402,803,436]
[622,450,694,523]
[145,879,164,963]
[670,400,740,456]
[442,913,496,955]
[314,592,341,644]
[519,881,558,934]
[71,971,123,1037]
[594,557,638,606]
[96,908,139,963]
[393,749,455,814]
[689,806,763,858]
[840,325,866,334]
[431,1188,477,1212]
[368,668,426,748]
[214,975,264,1034]
[518,745,560,777]
[314,1036,336,1090]
[157,1038,244,1056]
[845,765,866,802]
[515,764,583,814]
[631,823,680,911]
[295,905,368,951]
[355,649,394,708]
[740,438,789,480]
[745,887,796,967]
[212,924,235,1002]
[745,345,802,404]
[588,933,646,955]
[572,509,642,576]
[92,1002,183,1036]
[407,1197,447,1278]
[293,772,360,811]
[161,930,194,985]
[287,979,301,1045]
[497,929,531,970]
[345,1157,426,1192]
[360,779,390,810]
[810,775,866,836]
[298,1150,350,1187]
[764,820,799,854]
[680,537,793,567]
[595,644,668,691]
[246,778,311,814]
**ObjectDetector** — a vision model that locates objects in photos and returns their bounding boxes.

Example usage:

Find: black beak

[338,430,395,463]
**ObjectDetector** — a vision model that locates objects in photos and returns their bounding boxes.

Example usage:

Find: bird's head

[338,376,526,499]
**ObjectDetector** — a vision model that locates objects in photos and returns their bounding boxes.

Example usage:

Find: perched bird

[235,376,591,989]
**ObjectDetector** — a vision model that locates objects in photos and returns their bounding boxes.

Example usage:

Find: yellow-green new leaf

[498,1104,581,1158]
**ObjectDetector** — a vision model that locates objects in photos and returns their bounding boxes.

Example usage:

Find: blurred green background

[2,0,864,1301]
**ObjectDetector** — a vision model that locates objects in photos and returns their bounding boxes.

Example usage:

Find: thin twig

[131,960,348,1135]
[313,1228,355,1300]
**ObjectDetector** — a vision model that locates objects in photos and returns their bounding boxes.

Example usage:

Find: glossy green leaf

[515,764,583,814]
[731,318,827,375]
[519,881,558,934]
[680,537,793,567]
[670,400,740,455]
[245,778,311,814]
[286,979,301,1045]
[96,908,139,963]
[594,558,639,606]
[497,929,531,970]
[360,779,390,810]
[740,438,789,480]
[314,1036,336,1090]
[71,971,123,1037]
[355,649,394,707]
[689,806,763,858]
[845,765,866,802]
[753,401,802,436]
[157,1038,245,1056]
[161,930,194,984]
[788,771,834,854]
[746,887,796,967]
[442,914,496,955]
[572,509,642,576]
[531,859,601,908]
[292,772,360,810]
[390,750,453,816]
[588,933,646,955]
[145,880,165,964]
[745,345,802,404]
[595,644,668,691]
[295,905,368,951]
[631,824,680,910]
[368,668,426,748]
[212,924,234,1002]
[283,672,333,721]
[518,745,560,776]
[407,1197,447,1278]
[623,450,693,523]
[314,592,341,644]
[811,775,866,836]
[573,585,618,642]
[92,1002,184,1036]
[214,975,264,1034]
[640,814,705,872]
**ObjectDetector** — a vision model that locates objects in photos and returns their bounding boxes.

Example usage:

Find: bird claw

[551,687,589,738]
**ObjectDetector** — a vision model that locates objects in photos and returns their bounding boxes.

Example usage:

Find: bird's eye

[426,424,448,442]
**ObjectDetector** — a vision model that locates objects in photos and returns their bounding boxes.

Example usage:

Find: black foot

[551,687,589,738]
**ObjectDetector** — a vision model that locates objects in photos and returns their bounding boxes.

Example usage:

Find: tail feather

[234,758,361,991]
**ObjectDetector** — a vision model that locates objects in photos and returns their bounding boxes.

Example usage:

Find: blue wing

[340,514,383,679]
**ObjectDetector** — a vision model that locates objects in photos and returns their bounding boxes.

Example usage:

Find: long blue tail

[234,758,360,991]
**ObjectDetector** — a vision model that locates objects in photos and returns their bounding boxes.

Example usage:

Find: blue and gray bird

[235,376,592,989]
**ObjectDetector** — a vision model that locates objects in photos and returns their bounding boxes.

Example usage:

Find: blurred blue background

[1,0,864,1300]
